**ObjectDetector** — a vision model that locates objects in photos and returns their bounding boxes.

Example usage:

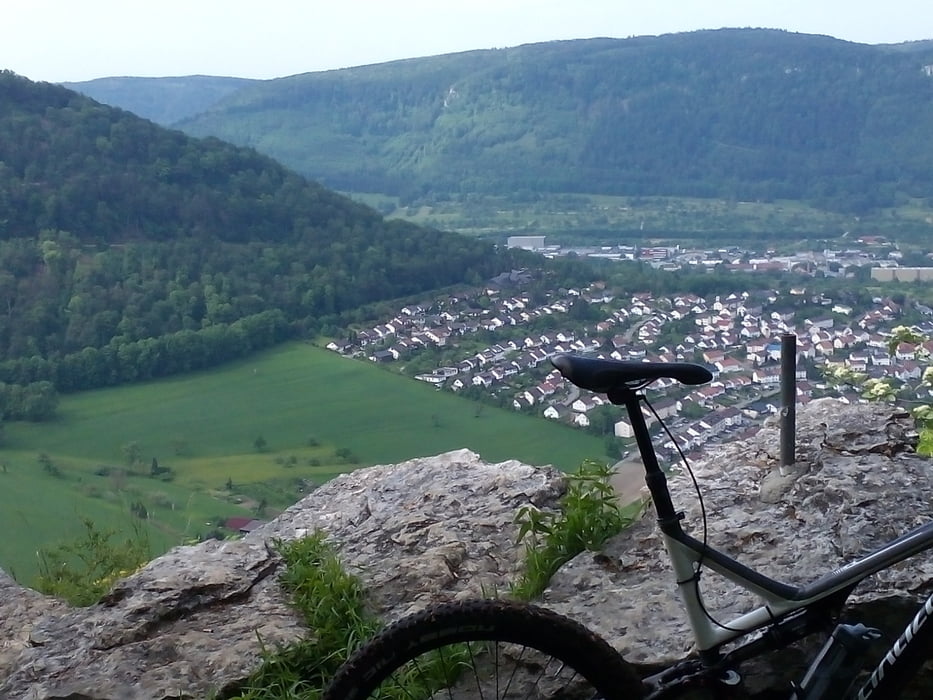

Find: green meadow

[0,342,608,582]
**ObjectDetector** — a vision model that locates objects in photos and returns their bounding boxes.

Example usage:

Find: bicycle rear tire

[323,598,644,699]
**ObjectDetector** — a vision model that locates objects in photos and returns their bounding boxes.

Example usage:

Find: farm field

[0,342,608,583]
[359,191,861,242]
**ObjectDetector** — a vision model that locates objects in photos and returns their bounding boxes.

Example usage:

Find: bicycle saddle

[551,353,712,393]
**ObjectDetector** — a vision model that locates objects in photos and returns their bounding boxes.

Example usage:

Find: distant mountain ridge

[60,75,257,126]
[63,29,933,216]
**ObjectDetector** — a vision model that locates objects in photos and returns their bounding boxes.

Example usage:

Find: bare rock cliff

[1,399,931,698]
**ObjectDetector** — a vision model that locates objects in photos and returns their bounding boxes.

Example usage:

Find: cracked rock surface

[0,449,563,699]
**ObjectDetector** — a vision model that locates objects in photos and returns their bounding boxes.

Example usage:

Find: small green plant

[920,429,933,455]
[228,532,382,699]
[511,458,640,600]
[33,518,151,606]
[228,532,476,699]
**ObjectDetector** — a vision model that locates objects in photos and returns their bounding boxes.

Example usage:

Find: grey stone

[0,449,565,699]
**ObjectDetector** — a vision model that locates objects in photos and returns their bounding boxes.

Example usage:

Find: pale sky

[3,0,931,83]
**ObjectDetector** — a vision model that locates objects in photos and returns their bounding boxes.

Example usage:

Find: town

[325,241,933,466]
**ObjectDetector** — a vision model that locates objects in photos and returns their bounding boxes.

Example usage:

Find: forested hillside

[127,30,933,215]
[0,71,519,411]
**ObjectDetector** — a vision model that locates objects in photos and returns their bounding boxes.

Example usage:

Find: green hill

[60,75,258,126]
[71,30,933,218]
[0,71,522,396]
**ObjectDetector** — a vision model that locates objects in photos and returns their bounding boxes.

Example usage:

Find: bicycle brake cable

[643,394,747,633]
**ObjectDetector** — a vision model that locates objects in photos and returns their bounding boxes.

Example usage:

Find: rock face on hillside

[1,399,931,699]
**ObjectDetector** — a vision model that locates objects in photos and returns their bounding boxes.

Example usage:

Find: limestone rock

[0,569,70,682]
[256,448,566,620]
[0,449,564,699]
[1,537,300,700]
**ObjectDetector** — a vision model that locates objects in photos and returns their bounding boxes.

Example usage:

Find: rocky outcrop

[541,399,933,694]
[0,400,931,698]
[0,451,563,699]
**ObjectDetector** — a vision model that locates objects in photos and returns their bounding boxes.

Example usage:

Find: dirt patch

[610,458,647,505]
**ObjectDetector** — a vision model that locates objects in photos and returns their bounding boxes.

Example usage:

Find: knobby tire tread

[324,598,645,699]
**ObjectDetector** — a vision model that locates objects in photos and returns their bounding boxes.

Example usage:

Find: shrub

[511,458,640,600]
[33,518,151,606]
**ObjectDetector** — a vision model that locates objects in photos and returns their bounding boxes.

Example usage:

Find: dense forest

[69,30,933,218]
[0,71,524,416]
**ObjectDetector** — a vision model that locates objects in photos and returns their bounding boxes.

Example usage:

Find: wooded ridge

[0,71,521,405]
[66,30,933,216]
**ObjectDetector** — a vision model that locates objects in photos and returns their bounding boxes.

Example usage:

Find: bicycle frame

[618,385,933,696]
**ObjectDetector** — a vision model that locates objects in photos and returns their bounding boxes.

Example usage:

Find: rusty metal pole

[780,333,797,466]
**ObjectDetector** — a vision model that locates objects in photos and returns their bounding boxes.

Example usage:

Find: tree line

[0,310,289,392]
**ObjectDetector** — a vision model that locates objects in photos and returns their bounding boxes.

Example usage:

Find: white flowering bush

[886,325,927,355]
[915,404,933,425]
[822,361,867,389]
[822,326,932,455]
[862,377,897,402]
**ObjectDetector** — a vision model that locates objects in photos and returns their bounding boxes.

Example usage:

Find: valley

[359,191,933,245]
[2,32,933,596]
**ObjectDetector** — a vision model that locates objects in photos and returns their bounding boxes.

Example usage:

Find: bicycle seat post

[612,386,683,531]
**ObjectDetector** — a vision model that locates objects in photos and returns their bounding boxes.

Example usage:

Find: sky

[3,0,932,83]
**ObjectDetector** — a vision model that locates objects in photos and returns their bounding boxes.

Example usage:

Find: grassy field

[0,342,608,582]
[371,192,859,240]
[347,191,933,245]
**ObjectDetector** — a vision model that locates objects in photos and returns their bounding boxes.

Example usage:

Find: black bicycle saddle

[551,353,712,393]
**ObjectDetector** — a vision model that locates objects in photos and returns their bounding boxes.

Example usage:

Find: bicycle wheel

[323,598,645,699]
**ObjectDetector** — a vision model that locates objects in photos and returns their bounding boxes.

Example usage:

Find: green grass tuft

[226,533,382,699]
[32,518,151,606]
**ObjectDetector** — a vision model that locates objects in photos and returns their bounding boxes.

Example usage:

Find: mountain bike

[323,353,933,699]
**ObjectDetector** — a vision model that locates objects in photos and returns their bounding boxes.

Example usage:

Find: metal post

[780,333,797,467]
